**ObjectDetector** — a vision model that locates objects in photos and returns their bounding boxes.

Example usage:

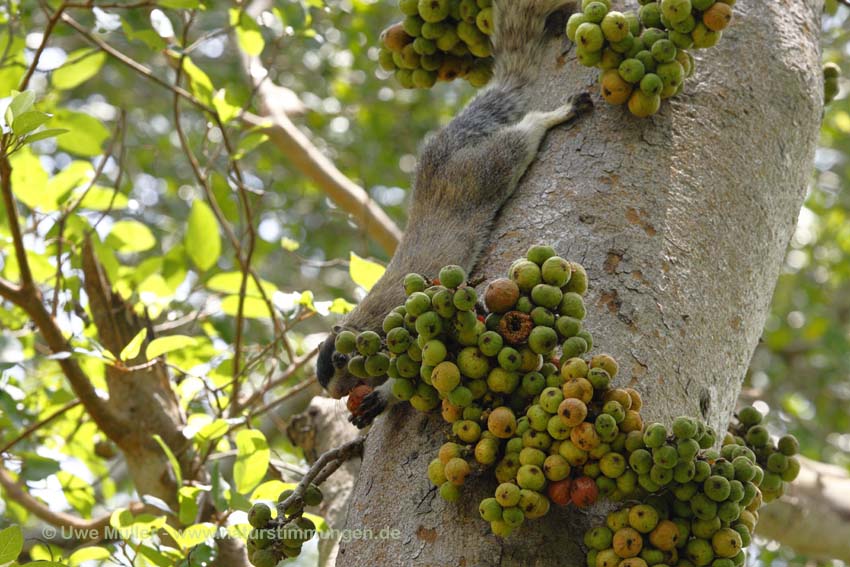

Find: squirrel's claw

[349,389,389,429]
[569,92,594,115]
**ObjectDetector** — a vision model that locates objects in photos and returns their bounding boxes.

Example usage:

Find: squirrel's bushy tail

[492,0,573,86]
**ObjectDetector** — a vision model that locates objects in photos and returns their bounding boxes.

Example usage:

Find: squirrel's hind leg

[513,92,593,142]
[449,92,593,205]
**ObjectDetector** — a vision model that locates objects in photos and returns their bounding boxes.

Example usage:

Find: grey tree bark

[336,1,825,565]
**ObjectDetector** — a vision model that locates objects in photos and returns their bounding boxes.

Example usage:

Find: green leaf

[221,295,273,319]
[329,297,355,314]
[121,18,167,50]
[160,0,201,8]
[11,110,50,137]
[250,480,294,502]
[233,429,269,494]
[185,200,221,271]
[51,110,110,157]
[152,434,183,487]
[137,544,182,567]
[213,89,242,124]
[349,252,385,292]
[9,147,51,210]
[196,419,228,442]
[119,328,147,361]
[206,272,277,297]
[146,335,195,359]
[57,471,96,517]
[280,237,300,251]
[0,44,25,97]
[210,462,228,512]
[6,90,35,124]
[181,523,217,547]
[141,494,175,516]
[19,453,60,481]
[234,131,268,159]
[52,49,107,90]
[0,525,23,564]
[48,161,93,204]
[108,220,156,253]
[2,249,55,283]
[23,128,68,144]
[299,290,315,311]
[77,185,128,211]
[69,546,112,565]
[182,58,214,106]
[230,8,265,56]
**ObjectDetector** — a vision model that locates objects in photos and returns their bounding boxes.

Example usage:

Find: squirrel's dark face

[316,329,359,399]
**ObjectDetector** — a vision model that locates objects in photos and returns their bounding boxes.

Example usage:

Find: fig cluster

[582,405,800,567]
[724,405,800,504]
[323,243,801,553]
[568,0,734,117]
[245,485,322,567]
[470,353,650,537]
[824,62,841,105]
[378,0,495,89]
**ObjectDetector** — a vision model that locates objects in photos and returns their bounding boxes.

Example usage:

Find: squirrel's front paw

[569,92,594,115]
[349,389,389,429]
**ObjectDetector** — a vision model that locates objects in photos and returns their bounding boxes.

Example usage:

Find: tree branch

[0,465,145,541]
[0,148,130,442]
[0,277,23,304]
[0,155,35,291]
[757,457,850,562]
[60,5,401,254]
[238,0,401,254]
[239,112,402,257]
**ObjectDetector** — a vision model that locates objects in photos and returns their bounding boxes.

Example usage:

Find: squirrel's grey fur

[317,0,592,426]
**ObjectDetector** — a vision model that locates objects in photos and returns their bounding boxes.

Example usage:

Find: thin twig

[0,399,82,455]
[60,4,400,255]
[189,375,318,476]
[63,115,123,219]
[59,12,212,115]
[50,218,65,317]
[87,110,128,234]
[276,437,365,522]
[65,1,155,7]
[0,465,145,541]
[18,1,67,91]
[247,375,318,422]
[238,347,319,410]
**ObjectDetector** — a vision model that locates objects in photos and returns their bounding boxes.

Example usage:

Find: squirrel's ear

[332,324,342,334]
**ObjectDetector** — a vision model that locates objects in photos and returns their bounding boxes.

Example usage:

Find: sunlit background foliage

[0,0,847,565]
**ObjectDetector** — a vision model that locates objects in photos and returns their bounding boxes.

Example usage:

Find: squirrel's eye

[332,352,348,369]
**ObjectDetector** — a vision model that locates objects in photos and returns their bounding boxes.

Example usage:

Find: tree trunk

[337,1,824,565]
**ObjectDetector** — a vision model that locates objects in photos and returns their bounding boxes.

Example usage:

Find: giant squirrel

[317,0,593,427]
